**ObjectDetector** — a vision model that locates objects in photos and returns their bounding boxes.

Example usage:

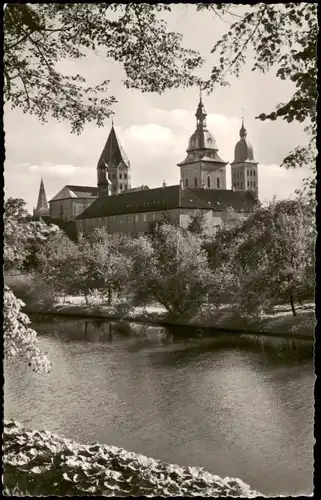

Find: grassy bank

[5,273,315,339]
[25,297,315,339]
[3,420,259,497]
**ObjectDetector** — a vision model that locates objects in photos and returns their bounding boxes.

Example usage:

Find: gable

[49,185,98,202]
[49,186,75,202]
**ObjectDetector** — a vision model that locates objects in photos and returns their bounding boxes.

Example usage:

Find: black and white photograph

[3,2,316,497]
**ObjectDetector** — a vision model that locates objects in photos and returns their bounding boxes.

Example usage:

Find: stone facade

[49,186,98,222]
[76,207,227,237]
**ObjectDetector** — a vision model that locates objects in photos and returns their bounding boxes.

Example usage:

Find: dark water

[4,317,314,496]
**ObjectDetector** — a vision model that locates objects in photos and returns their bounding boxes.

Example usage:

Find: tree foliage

[4,3,203,133]
[4,286,51,373]
[205,197,315,317]
[78,229,133,305]
[131,224,215,318]
[199,2,317,170]
[4,197,60,272]
[187,211,207,235]
[37,231,80,297]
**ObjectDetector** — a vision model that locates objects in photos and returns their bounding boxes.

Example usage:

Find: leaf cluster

[4,4,203,133]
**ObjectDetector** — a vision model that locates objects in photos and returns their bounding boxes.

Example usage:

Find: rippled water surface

[4,317,314,496]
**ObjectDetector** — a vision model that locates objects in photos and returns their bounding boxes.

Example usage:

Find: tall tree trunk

[108,287,112,306]
[290,294,296,316]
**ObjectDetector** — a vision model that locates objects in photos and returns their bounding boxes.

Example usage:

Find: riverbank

[25,295,315,339]
[5,273,314,339]
[4,420,259,497]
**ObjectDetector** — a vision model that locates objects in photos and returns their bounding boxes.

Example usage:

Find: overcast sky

[4,4,309,212]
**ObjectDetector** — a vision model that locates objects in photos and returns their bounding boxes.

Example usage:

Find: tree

[187,211,207,235]
[231,199,315,317]
[37,231,81,299]
[4,4,203,133]
[204,197,314,317]
[4,197,29,220]
[4,197,60,272]
[198,3,317,169]
[132,224,215,318]
[3,286,51,373]
[77,229,133,305]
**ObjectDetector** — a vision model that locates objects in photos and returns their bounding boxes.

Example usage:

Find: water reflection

[4,315,314,496]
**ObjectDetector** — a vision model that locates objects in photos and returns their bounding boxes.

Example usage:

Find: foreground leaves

[3,287,51,373]
[3,420,260,497]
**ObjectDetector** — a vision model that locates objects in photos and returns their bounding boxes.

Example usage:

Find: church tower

[231,118,258,197]
[33,178,49,217]
[97,121,131,196]
[177,95,228,190]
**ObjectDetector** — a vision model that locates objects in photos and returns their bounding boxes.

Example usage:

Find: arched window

[120,184,123,190]
[194,177,198,187]
[119,173,122,179]
[207,175,211,188]
[216,177,220,189]
[185,178,189,188]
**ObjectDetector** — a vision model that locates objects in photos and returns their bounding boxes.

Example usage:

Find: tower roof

[195,95,207,123]
[186,96,218,153]
[35,178,49,212]
[232,118,256,163]
[178,95,227,166]
[98,124,130,169]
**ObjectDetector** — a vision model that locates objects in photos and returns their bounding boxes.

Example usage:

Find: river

[4,316,314,496]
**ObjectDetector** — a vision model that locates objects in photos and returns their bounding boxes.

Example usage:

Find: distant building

[48,185,98,222]
[34,95,259,238]
[76,97,259,236]
[76,184,257,237]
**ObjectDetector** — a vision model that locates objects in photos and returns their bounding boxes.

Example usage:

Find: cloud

[28,163,84,177]
[257,163,307,203]
[123,124,176,151]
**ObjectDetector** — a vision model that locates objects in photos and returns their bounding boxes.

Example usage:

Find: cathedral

[36,96,259,237]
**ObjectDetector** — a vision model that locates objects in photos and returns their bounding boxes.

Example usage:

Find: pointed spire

[35,178,49,215]
[240,109,247,138]
[196,88,207,128]
[100,124,129,167]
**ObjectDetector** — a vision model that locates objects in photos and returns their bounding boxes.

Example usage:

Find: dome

[177,95,227,167]
[234,138,254,162]
[233,119,256,163]
[187,128,218,152]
